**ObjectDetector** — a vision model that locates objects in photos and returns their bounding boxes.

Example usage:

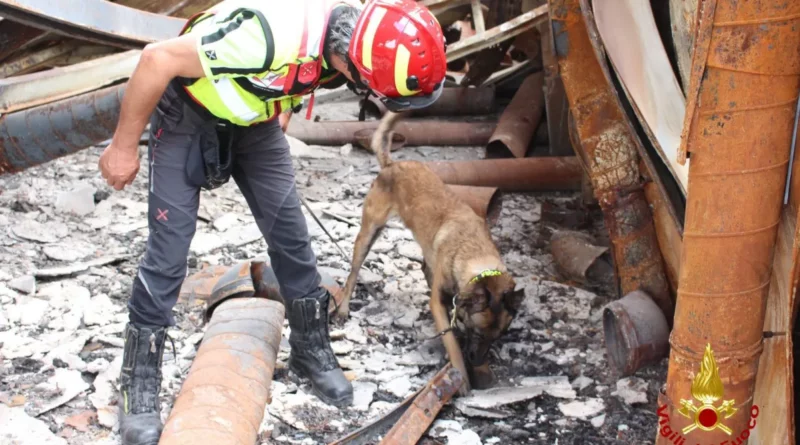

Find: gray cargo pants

[128,84,322,327]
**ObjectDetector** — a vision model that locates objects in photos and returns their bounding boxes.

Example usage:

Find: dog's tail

[371,110,406,169]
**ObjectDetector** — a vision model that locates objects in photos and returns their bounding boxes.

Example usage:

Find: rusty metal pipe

[361,86,497,117]
[603,290,670,376]
[447,185,503,225]
[286,119,497,146]
[658,1,800,443]
[0,83,124,175]
[486,72,545,158]
[160,297,284,445]
[550,0,674,326]
[425,157,582,191]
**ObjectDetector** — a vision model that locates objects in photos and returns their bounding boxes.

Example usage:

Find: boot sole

[288,362,354,408]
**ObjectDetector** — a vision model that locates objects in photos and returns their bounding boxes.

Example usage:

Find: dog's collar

[468,269,503,284]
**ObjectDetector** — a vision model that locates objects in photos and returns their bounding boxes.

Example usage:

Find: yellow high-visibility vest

[176,0,359,126]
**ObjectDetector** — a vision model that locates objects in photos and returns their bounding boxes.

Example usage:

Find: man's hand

[279,110,292,132]
[99,143,141,191]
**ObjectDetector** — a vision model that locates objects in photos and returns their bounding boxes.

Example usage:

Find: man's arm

[99,34,206,190]
[113,35,206,150]
[279,110,293,132]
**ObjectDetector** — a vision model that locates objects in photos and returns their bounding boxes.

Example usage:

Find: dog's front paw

[333,304,350,324]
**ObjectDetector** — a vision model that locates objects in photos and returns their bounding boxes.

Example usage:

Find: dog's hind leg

[429,272,471,396]
[336,179,393,322]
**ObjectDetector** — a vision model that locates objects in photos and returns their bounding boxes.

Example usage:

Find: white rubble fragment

[393,307,419,329]
[87,358,111,374]
[35,368,91,415]
[571,375,594,391]
[359,268,383,284]
[55,183,96,216]
[288,136,336,159]
[223,223,263,247]
[539,341,555,353]
[543,348,580,365]
[12,220,67,243]
[611,377,648,405]
[430,420,482,445]
[0,405,67,445]
[367,401,396,419]
[397,243,423,262]
[7,296,49,326]
[362,301,393,327]
[84,293,116,327]
[190,232,224,255]
[591,414,606,427]
[8,275,35,294]
[268,381,336,430]
[34,254,130,278]
[212,213,240,231]
[382,376,413,398]
[558,398,606,419]
[90,355,123,429]
[339,143,353,156]
[331,340,354,355]
[344,319,367,344]
[351,381,377,412]
[520,376,577,399]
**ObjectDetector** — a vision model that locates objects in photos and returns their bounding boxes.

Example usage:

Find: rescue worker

[97,0,447,443]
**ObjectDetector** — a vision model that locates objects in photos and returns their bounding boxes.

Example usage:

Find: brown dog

[335,111,525,393]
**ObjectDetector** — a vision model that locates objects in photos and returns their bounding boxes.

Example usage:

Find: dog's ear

[504,282,526,311]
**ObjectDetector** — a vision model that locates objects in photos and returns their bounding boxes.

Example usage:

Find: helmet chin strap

[345,55,375,122]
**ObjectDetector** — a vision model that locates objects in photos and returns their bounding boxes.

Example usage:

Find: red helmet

[348,0,447,112]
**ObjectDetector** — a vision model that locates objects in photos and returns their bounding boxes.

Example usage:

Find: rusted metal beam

[329,364,463,445]
[0,0,186,49]
[0,50,139,113]
[360,86,496,117]
[425,156,583,191]
[540,20,573,157]
[486,71,545,158]
[0,83,125,176]
[550,0,674,329]
[446,4,549,62]
[287,119,497,146]
[0,19,46,64]
[658,1,800,443]
[447,185,503,225]
[578,0,685,292]
[0,41,84,78]
[159,297,284,445]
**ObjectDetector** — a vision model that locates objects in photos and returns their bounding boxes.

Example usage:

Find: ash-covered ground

[0,95,666,444]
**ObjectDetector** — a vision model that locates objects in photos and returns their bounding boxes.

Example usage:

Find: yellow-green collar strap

[469,269,503,284]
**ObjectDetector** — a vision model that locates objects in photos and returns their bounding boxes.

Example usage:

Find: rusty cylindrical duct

[160,297,284,445]
[425,157,582,191]
[659,1,800,443]
[447,185,503,225]
[603,290,670,376]
[361,86,497,117]
[550,0,673,325]
[0,83,125,175]
[286,119,497,146]
[485,71,545,159]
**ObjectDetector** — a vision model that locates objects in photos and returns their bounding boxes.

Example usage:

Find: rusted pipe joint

[602,290,670,376]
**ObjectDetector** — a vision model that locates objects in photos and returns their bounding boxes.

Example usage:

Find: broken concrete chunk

[591,414,606,428]
[12,220,67,244]
[43,243,94,262]
[35,368,91,416]
[0,405,68,445]
[520,376,577,399]
[430,419,482,445]
[382,376,413,398]
[611,377,648,405]
[558,398,605,419]
[34,255,130,278]
[8,275,36,294]
[571,375,594,391]
[7,296,49,326]
[55,183,96,216]
[212,213,240,231]
[351,381,377,412]
[189,232,224,255]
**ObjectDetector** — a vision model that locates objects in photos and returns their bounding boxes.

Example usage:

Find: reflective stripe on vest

[180,0,357,126]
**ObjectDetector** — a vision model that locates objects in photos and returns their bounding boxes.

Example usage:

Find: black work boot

[287,288,354,407]
[118,323,167,445]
